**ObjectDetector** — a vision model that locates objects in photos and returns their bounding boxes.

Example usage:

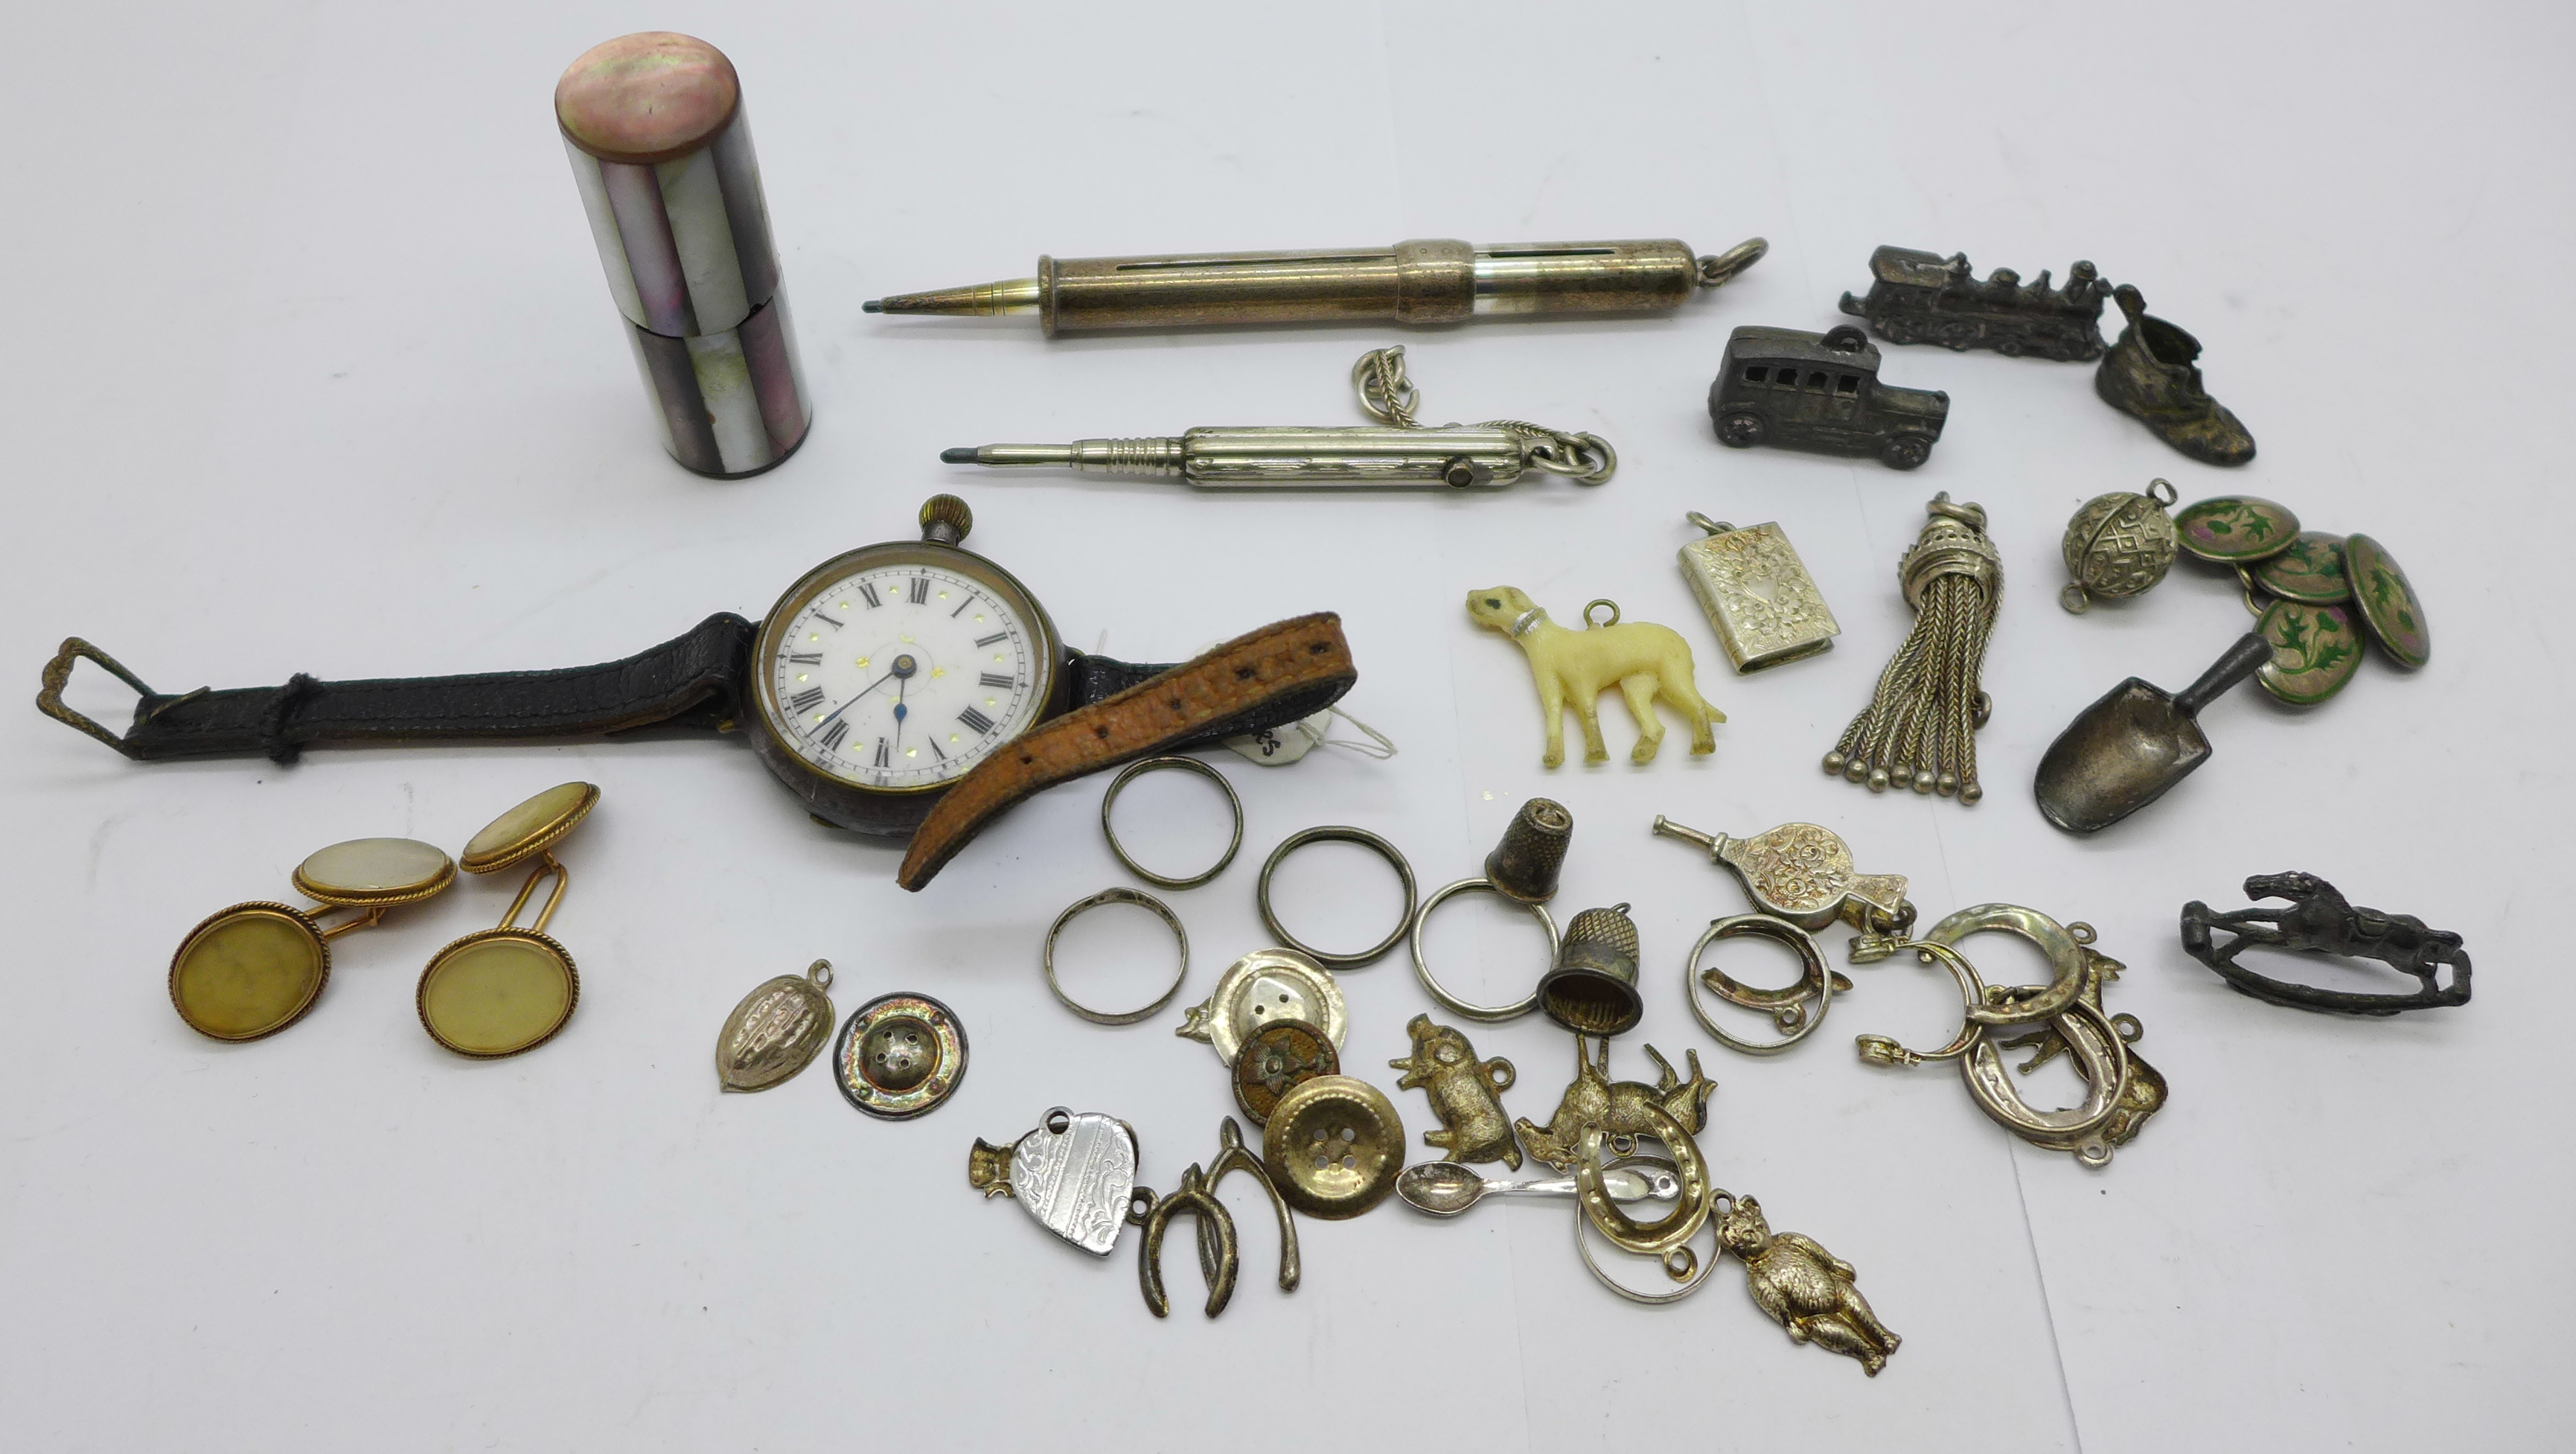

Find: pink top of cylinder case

[555,32,741,165]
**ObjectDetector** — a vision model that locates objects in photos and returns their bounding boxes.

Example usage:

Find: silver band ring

[1256,826,1417,971]
[1043,887,1190,1026]
[1687,913,1834,1056]
[1099,756,1244,890]
[1410,878,1558,1021]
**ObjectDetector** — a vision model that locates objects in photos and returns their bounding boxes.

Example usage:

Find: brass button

[1232,1019,1339,1126]
[1262,1075,1403,1219]
[836,992,968,1119]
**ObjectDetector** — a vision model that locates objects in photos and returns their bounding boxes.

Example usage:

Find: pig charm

[1388,1013,1521,1169]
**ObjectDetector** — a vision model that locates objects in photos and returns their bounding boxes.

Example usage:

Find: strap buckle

[35,637,204,758]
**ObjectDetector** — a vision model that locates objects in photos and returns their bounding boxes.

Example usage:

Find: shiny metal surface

[715,958,835,1091]
[969,1108,1143,1257]
[867,236,1764,333]
[1098,756,1242,889]
[834,992,967,1118]
[2034,632,2272,834]
[1679,515,1842,672]
[1256,825,1418,970]
[1388,1014,1520,1167]
[1396,1161,1678,1217]
[1686,913,1843,1056]
[1175,948,1346,1065]
[1653,817,1909,933]
[1409,878,1558,1023]
[1041,887,1189,1026]
[943,345,1614,489]
[1514,1039,1713,1171]
[1262,1075,1404,1220]
[1719,1196,1902,1375]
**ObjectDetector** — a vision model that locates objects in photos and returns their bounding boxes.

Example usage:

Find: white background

[1,3,2566,1449]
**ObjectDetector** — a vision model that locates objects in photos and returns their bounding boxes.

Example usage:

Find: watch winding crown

[919,494,974,546]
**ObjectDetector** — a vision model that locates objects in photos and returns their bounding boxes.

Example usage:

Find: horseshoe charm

[1957,996,2130,1164]
[1138,1164,1237,1319]
[1572,1100,1717,1275]
[1925,903,2094,1027]
[1138,1117,1300,1318]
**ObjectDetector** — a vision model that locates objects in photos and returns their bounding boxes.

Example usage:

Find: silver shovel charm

[2035,634,2272,834]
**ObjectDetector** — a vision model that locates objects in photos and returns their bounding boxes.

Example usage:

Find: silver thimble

[1537,902,1643,1036]
[1483,798,1572,904]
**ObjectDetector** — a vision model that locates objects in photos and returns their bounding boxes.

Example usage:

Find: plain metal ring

[1256,826,1418,970]
[1687,913,1833,1056]
[1410,878,1559,1021]
[1099,756,1244,890]
[1043,887,1190,1026]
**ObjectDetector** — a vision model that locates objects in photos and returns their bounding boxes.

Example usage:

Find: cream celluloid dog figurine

[1467,587,1724,768]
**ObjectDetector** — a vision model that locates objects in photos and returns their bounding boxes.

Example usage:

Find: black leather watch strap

[39,613,758,764]
[1064,651,1181,710]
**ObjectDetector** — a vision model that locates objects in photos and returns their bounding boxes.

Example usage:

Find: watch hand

[892,672,910,752]
[805,667,898,740]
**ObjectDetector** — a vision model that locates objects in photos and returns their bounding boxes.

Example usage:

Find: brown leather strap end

[898,613,1355,891]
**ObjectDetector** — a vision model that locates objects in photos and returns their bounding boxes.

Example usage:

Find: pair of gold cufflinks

[167,782,598,1058]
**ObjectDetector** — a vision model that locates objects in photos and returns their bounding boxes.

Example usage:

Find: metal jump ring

[1410,877,1560,1022]
[1256,826,1418,971]
[1100,755,1244,890]
[1043,887,1190,1026]
[1687,913,1834,1056]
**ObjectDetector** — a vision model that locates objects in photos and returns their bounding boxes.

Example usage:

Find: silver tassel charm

[1823,495,2002,802]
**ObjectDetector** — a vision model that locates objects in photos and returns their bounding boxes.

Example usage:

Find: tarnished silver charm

[1652,817,1911,931]
[1678,514,1841,672]
[969,1108,1148,1257]
[1176,948,1346,1065]
[715,958,836,1092]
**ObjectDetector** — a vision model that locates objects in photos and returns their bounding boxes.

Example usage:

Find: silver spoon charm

[1396,1159,1678,1218]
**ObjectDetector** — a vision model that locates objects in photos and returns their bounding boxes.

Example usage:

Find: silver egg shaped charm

[716,959,836,1092]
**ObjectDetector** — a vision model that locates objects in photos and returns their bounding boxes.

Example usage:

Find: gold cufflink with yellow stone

[167,780,601,1057]
[417,782,598,1059]
[170,837,459,1042]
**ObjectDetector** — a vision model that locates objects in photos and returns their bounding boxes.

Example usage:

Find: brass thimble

[1484,798,1572,903]
[1537,902,1643,1036]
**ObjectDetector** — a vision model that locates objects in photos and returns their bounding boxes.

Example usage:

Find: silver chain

[1350,346,1614,485]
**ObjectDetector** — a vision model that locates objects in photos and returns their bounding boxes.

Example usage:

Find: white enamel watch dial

[763,562,1046,790]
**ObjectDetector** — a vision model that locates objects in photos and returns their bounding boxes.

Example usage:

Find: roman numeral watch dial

[745,497,1072,838]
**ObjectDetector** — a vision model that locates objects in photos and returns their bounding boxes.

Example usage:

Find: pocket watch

[743,495,1067,835]
[39,497,1355,854]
